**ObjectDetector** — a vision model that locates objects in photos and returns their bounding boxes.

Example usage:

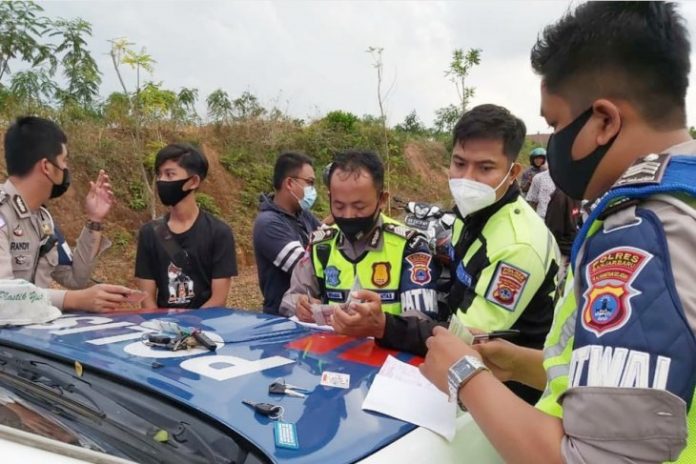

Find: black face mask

[333,204,381,243]
[48,163,71,199]
[157,178,193,207]
[547,107,620,200]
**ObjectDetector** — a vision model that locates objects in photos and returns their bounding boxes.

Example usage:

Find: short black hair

[272,152,313,191]
[328,150,384,191]
[531,1,690,128]
[155,143,209,180]
[452,104,526,161]
[4,117,67,177]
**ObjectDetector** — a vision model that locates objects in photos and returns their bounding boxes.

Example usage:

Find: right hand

[67,284,139,312]
[471,338,522,383]
[296,294,320,322]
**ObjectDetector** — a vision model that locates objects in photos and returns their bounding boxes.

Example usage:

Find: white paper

[362,355,456,441]
[289,315,334,332]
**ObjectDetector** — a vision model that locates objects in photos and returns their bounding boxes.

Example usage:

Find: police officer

[338,105,559,404]
[1,117,140,312]
[420,3,695,463]
[280,150,439,321]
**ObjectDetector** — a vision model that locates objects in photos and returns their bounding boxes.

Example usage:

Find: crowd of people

[0,1,693,462]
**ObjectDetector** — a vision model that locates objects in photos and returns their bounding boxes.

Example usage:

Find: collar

[0,180,31,219]
[336,215,385,253]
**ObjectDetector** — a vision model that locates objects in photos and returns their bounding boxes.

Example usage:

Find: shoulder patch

[405,252,433,286]
[383,223,418,241]
[484,261,530,312]
[614,153,671,188]
[0,190,7,205]
[11,195,29,217]
[310,227,337,245]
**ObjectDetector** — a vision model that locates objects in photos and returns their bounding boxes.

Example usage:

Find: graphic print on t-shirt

[167,262,195,305]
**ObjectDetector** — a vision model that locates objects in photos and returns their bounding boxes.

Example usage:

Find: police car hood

[0,308,419,463]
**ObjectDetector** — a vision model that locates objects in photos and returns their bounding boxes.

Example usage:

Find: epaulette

[0,190,7,206]
[613,153,671,188]
[382,223,420,242]
[310,226,338,245]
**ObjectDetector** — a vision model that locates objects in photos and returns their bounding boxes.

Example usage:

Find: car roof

[0,309,420,463]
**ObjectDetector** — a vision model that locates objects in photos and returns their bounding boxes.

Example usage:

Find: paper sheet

[289,315,334,331]
[362,355,456,441]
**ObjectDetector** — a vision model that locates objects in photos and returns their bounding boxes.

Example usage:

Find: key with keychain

[242,400,299,450]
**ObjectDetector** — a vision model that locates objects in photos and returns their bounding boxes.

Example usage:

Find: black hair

[531,1,690,128]
[452,104,526,161]
[155,143,209,181]
[4,116,68,177]
[328,150,384,191]
[272,152,313,191]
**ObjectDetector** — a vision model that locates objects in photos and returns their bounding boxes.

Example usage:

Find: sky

[35,0,696,133]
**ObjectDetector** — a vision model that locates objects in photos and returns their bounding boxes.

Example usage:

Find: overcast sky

[37,1,696,133]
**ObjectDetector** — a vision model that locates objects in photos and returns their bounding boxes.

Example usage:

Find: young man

[280,150,439,321]
[135,144,237,309]
[0,117,136,312]
[519,147,546,197]
[420,3,695,462]
[253,152,321,314]
[337,105,559,404]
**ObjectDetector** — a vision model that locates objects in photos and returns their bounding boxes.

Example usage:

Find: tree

[177,87,199,122]
[395,110,426,135]
[9,69,57,114]
[433,104,461,134]
[206,89,233,124]
[51,18,102,107]
[366,46,396,212]
[445,48,481,112]
[0,1,56,85]
[232,91,265,119]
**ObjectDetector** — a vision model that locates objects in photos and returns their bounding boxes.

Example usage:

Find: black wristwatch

[86,220,103,231]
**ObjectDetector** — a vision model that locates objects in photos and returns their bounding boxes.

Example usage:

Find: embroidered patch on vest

[405,252,432,286]
[485,262,529,312]
[325,265,341,287]
[581,246,653,337]
[371,262,391,288]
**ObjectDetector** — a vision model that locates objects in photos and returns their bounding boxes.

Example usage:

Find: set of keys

[241,378,308,450]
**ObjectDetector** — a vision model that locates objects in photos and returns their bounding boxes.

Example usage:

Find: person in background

[526,168,557,219]
[519,147,546,197]
[253,152,321,314]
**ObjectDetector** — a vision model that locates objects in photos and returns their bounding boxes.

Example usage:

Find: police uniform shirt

[279,215,439,318]
[0,180,109,309]
[538,141,696,463]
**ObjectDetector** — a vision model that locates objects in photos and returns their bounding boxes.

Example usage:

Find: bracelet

[86,220,103,231]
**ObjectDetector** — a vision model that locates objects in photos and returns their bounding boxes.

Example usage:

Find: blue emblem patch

[325,266,341,287]
[591,294,620,324]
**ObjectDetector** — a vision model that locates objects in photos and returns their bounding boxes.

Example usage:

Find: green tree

[9,69,57,114]
[0,1,56,85]
[206,89,233,124]
[395,110,426,135]
[232,91,265,119]
[177,87,199,122]
[445,48,481,112]
[51,18,102,107]
[433,104,461,134]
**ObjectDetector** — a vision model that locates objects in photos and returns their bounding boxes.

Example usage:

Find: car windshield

[0,343,269,464]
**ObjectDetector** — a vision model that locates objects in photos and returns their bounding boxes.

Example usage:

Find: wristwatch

[86,220,103,231]
[447,355,489,409]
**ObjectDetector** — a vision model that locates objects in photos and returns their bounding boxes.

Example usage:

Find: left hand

[85,170,114,222]
[331,289,386,338]
[420,325,480,394]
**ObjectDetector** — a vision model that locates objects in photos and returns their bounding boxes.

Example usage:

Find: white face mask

[449,165,513,218]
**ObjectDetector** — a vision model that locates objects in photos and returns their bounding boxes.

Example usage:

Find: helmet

[529,147,546,163]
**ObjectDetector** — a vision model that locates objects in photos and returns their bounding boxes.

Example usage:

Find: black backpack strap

[153,217,193,270]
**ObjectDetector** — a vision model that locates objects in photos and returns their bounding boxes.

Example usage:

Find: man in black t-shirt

[135,144,237,309]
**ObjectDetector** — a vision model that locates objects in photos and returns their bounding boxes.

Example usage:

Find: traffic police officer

[280,150,439,321]
[420,3,695,463]
[1,117,140,311]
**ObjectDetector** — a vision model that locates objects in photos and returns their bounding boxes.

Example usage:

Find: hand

[296,294,320,322]
[330,290,385,338]
[471,338,522,383]
[420,325,480,394]
[84,170,114,222]
[66,284,137,312]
